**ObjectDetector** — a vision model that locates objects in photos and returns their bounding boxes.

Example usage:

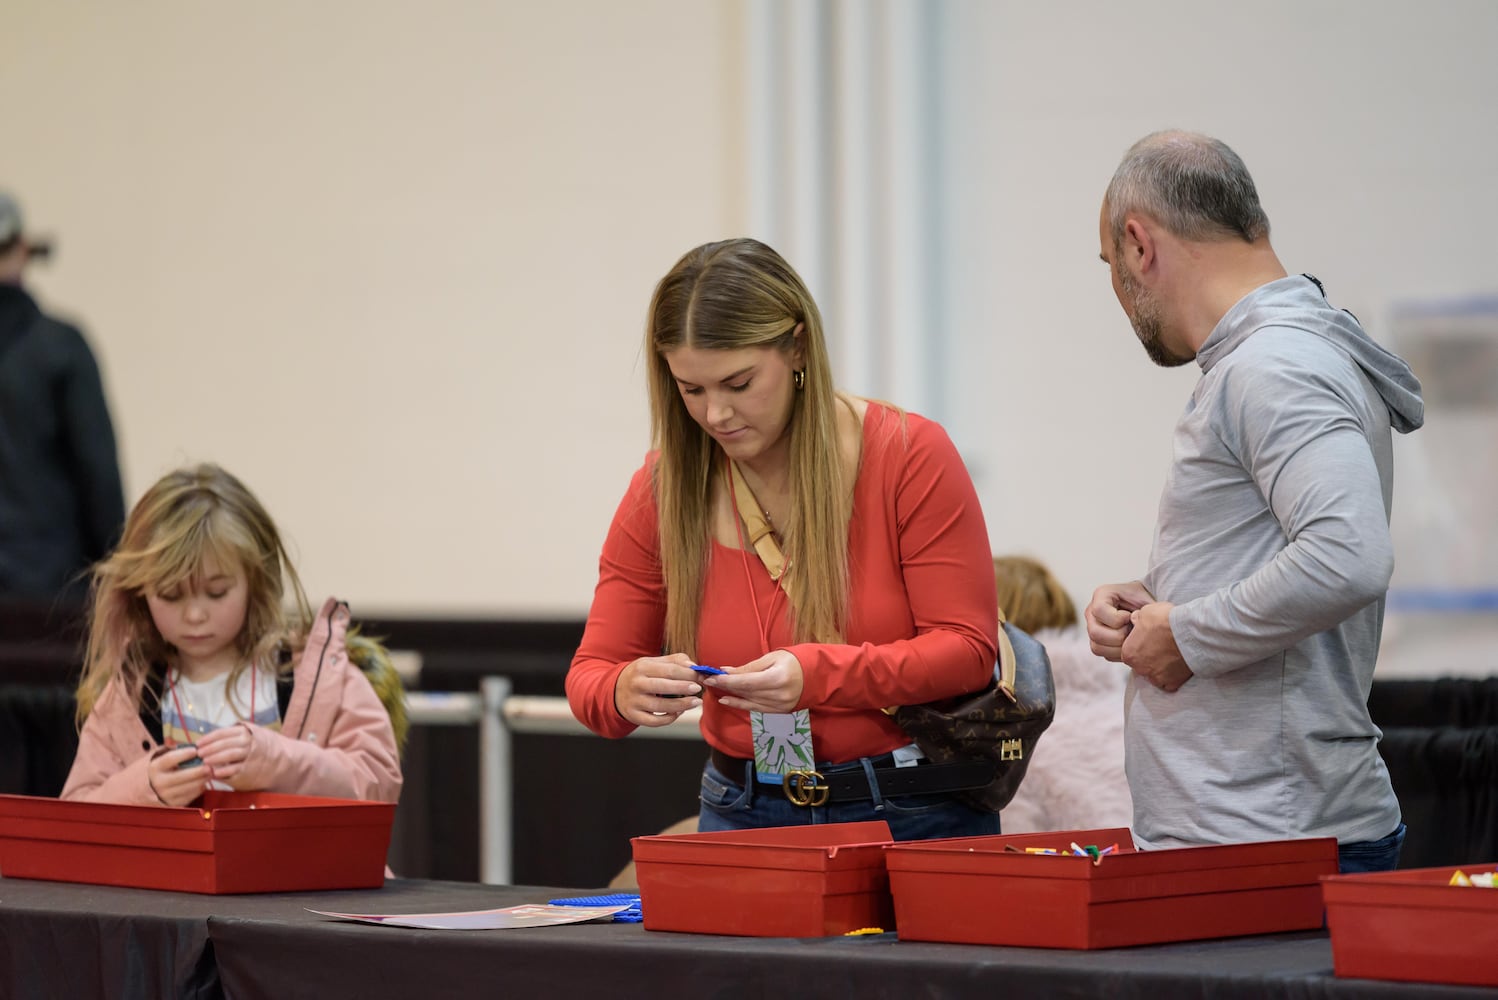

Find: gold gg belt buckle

[783,769,830,807]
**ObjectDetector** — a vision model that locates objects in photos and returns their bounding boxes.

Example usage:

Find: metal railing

[404,680,703,884]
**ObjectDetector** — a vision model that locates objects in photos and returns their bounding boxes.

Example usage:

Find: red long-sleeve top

[566,403,998,764]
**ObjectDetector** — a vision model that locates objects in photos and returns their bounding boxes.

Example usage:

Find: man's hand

[1122,602,1193,692]
[1085,580,1154,661]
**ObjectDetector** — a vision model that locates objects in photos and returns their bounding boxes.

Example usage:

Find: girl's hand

[702,649,804,714]
[196,723,257,787]
[148,745,211,806]
[614,653,703,727]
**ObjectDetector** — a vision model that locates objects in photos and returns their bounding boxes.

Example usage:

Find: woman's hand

[702,649,804,714]
[614,652,703,727]
[147,744,211,806]
[196,723,257,788]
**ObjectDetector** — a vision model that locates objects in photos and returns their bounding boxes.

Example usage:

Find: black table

[2,877,1493,1000]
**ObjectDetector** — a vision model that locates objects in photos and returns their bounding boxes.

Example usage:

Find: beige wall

[3,1,746,614]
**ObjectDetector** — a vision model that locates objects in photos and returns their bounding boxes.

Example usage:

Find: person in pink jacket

[61,463,402,807]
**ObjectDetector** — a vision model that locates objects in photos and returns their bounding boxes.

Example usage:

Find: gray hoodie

[1131,274,1423,850]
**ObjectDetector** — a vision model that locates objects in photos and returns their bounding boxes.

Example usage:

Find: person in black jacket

[0,191,124,605]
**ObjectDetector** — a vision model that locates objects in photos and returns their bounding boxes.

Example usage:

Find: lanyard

[723,461,817,781]
[725,460,789,653]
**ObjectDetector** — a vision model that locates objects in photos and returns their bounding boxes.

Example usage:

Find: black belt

[709,747,994,807]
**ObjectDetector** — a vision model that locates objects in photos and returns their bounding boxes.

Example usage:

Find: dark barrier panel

[1378,726,1498,869]
[1368,676,1498,868]
[0,683,78,797]
[1369,677,1498,729]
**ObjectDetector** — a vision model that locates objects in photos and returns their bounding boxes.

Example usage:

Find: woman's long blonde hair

[74,463,311,723]
[646,238,852,657]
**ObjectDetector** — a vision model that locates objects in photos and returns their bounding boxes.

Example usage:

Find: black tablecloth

[3,877,1496,1000]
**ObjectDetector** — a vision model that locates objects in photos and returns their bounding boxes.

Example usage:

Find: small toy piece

[1448,869,1498,888]
[176,745,204,770]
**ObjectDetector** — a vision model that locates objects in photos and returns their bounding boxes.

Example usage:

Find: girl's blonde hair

[645,238,851,656]
[992,555,1078,634]
[75,463,311,723]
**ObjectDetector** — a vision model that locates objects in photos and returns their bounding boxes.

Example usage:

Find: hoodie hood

[1197,274,1425,433]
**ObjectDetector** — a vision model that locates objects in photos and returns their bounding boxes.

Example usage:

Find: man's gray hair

[1105,131,1270,248]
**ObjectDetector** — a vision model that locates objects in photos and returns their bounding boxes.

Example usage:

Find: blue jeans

[697,755,1001,841]
[1338,823,1407,874]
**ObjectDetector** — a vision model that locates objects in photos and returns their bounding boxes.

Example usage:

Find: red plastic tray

[885,826,1338,948]
[0,790,394,894]
[631,820,894,937]
[1322,863,1498,987]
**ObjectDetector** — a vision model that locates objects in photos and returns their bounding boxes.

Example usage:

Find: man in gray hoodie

[1087,131,1424,874]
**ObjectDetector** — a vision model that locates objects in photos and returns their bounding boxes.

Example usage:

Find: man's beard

[1116,262,1192,368]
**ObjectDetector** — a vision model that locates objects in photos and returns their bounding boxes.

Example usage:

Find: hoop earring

[793,369,805,391]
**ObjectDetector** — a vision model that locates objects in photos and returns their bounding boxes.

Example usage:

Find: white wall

[943,1,1498,643]
[6,2,1496,639]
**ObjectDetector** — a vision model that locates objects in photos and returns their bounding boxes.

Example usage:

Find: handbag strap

[881,608,1020,719]
[995,608,1018,703]
[728,460,787,581]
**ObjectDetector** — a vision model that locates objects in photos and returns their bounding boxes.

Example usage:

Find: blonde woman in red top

[567,238,1000,838]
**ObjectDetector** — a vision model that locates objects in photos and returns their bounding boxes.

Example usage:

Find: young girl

[61,463,402,808]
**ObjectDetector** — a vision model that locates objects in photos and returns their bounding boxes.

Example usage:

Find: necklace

[166,663,256,743]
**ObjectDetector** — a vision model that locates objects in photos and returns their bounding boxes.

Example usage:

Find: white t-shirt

[160,666,282,790]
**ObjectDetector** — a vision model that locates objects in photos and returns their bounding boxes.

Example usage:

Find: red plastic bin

[0,790,394,894]
[1322,863,1498,987]
[885,826,1338,949]
[631,820,894,937]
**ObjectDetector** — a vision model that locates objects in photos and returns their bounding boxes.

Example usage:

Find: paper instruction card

[307,902,629,930]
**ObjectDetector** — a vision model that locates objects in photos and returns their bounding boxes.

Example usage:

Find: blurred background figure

[994,554,1132,835]
[0,190,124,608]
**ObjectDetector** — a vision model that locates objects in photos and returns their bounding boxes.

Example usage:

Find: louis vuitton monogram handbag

[892,612,1056,812]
